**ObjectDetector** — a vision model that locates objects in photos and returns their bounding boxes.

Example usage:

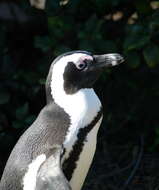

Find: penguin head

[46,51,124,102]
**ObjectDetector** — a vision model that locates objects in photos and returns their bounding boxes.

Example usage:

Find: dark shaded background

[0,0,159,189]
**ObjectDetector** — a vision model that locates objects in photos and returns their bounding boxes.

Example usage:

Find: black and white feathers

[0,50,123,190]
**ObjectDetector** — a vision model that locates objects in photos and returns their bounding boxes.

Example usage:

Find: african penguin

[0,50,124,190]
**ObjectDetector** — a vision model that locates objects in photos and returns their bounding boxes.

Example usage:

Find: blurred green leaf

[124,33,150,52]
[54,45,71,56]
[16,103,29,120]
[79,41,94,52]
[143,43,159,67]
[155,127,159,135]
[25,115,36,125]
[149,11,159,32]
[12,120,23,129]
[135,0,152,14]
[39,78,46,85]
[0,133,15,150]
[34,36,52,52]
[48,17,63,37]
[45,0,60,16]
[93,0,121,13]
[95,40,117,53]
[126,51,140,68]
[2,55,12,75]
[124,24,150,52]
[0,92,10,105]
[0,26,6,52]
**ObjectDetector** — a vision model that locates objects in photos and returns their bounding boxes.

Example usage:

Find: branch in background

[121,135,144,190]
[30,0,46,9]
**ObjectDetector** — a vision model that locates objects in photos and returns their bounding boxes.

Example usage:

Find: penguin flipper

[35,145,71,190]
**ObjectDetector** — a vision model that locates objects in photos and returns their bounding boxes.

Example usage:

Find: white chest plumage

[58,88,102,161]
[55,89,102,190]
[51,62,102,189]
[69,116,103,190]
[51,55,101,149]
[50,54,103,190]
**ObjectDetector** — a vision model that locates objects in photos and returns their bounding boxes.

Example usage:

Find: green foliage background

[1,0,159,188]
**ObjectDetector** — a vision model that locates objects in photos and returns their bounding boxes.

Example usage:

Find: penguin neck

[51,79,102,146]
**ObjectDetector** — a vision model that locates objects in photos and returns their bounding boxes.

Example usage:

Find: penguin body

[0,51,123,190]
[0,102,70,190]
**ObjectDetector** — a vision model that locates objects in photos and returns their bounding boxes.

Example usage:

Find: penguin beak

[93,53,124,69]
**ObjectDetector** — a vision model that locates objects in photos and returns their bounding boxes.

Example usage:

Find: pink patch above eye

[80,55,93,62]
[77,55,93,70]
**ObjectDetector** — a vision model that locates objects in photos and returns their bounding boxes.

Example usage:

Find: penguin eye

[77,59,91,70]
[77,63,87,70]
